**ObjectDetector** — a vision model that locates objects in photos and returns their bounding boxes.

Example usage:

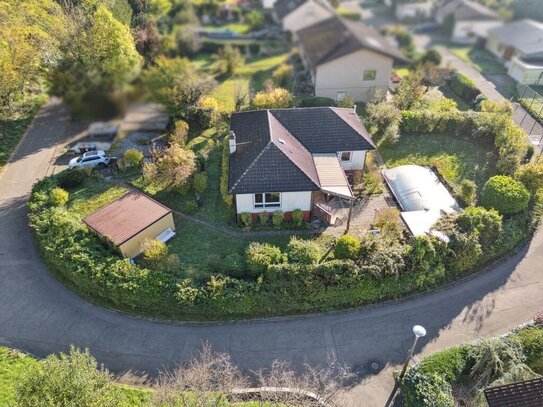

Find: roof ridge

[268,111,321,188]
[228,142,273,194]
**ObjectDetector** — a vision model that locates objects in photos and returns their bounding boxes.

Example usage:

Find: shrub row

[401,323,543,406]
[28,172,541,321]
[449,72,481,107]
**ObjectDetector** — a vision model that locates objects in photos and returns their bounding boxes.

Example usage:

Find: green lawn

[380,133,497,191]
[0,95,45,170]
[68,181,128,217]
[203,53,290,112]
[203,23,251,35]
[449,46,506,74]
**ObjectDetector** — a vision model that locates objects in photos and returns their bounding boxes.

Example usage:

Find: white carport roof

[313,154,353,199]
[383,165,459,236]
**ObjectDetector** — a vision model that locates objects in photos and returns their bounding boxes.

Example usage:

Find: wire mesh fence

[511,82,543,150]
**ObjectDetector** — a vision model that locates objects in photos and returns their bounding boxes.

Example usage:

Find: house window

[363,70,376,81]
[340,151,352,162]
[336,92,347,101]
[254,192,281,208]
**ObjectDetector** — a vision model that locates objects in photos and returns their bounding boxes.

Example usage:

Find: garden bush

[239,212,252,228]
[401,369,454,407]
[272,210,283,227]
[245,242,283,276]
[49,187,69,206]
[459,179,477,206]
[298,97,336,108]
[169,119,189,145]
[333,235,360,260]
[291,209,304,227]
[509,325,543,374]
[57,169,87,189]
[287,236,322,265]
[140,238,168,269]
[257,212,269,225]
[416,346,469,383]
[182,200,198,214]
[515,159,543,193]
[252,88,293,109]
[123,148,144,167]
[313,260,359,286]
[482,175,531,215]
[449,72,481,106]
[222,253,245,278]
[457,206,503,249]
[192,171,208,193]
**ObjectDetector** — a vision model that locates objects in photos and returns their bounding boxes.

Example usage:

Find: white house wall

[261,0,277,9]
[235,191,313,214]
[338,150,366,171]
[314,49,393,102]
[451,20,501,44]
[282,2,333,33]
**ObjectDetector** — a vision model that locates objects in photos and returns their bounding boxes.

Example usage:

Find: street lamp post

[385,325,427,407]
[398,325,427,383]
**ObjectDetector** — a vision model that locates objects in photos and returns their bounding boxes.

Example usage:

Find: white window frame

[253,192,281,209]
[363,70,377,81]
[339,151,352,162]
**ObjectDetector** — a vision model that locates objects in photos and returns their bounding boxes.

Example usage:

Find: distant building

[395,1,435,21]
[296,17,408,102]
[435,0,501,44]
[486,19,543,85]
[84,191,176,259]
[273,0,334,34]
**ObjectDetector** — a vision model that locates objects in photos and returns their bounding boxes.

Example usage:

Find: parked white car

[68,151,114,169]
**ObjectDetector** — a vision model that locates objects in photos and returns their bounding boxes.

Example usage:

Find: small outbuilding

[83,191,176,259]
[383,165,459,236]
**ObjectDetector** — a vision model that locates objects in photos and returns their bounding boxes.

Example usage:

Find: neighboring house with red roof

[296,17,408,102]
[83,191,176,259]
[227,107,375,223]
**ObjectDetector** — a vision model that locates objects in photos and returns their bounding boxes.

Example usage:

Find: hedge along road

[0,99,542,406]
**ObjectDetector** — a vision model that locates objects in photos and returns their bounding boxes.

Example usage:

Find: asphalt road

[1,99,542,406]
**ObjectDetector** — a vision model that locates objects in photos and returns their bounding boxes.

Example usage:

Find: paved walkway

[0,99,542,406]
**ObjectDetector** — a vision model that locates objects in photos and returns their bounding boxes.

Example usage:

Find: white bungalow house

[486,19,543,85]
[435,0,501,44]
[228,107,376,223]
[296,17,408,103]
[273,0,334,34]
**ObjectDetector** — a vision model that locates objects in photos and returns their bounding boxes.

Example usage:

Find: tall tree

[48,5,142,108]
[141,56,216,117]
[0,0,67,116]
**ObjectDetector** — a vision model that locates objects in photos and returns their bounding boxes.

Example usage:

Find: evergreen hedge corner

[482,175,531,215]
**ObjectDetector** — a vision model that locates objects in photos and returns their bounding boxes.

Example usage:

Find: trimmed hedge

[298,97,337,108]
[482,175,531,215]
[449,72,481,107]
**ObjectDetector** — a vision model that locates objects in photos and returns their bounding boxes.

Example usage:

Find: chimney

[229,130,236,154]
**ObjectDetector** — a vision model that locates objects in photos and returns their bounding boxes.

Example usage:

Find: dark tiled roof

[83,191,172,246]
[484,377,543,407]
[297,16,408,70]
[228,107,375,194]
[273,0,308,20]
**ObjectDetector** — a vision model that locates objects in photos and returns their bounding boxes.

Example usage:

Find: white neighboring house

[228,107,376,223]
[273,0,334,34]
[296,17,408,102]
[261,0,278,9]
[395,1,435,21]
[435,0,501,44]
[486,19,543,85]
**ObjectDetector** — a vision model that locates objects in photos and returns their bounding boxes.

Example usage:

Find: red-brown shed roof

[83,191,172,246]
